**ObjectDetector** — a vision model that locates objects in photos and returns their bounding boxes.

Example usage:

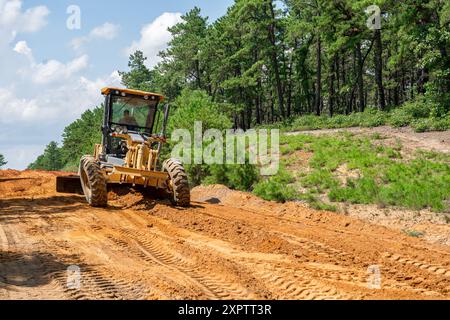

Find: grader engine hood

[127,133,146,143]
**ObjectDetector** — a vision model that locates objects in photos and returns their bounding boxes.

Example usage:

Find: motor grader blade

[56,175,84,195]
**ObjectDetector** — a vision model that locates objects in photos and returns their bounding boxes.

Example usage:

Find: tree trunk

[341,52,347,114]
[335,53,341,111]
[417,68,429,94]
[328,56,335,117]
[269,91,275,123]
[267,0,285,118]
[374,29,386,110]
[256,96,261,125]
[287,56,293,118]
[195,59,201,89]
[315,35,322,116]
[356,42,365,112]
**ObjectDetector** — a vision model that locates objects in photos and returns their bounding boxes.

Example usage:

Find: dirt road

[286,126,450,154]
[0,170,449,300]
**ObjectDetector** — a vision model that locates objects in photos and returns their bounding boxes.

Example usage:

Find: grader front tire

[79,155,108,207]
[163,159,190,207]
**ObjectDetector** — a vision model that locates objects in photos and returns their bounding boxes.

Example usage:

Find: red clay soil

[0,170,449,300]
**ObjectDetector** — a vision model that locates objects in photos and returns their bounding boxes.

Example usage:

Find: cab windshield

[110,95,158,133]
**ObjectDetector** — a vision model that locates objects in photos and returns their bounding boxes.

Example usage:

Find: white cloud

[13,41,90,84]
[70,22,120,50]
[32,55,89,84]
[2,41,121,169]
[0,69,121,124]
[90,22,120,39]
[13,40,32,60]
[0,2,123,170]
[126,12,182,68]
[19,4,49,32]
[0,0,49,44]
[1,144,43,170]
[0,70,122,169]
[0,87,40,123]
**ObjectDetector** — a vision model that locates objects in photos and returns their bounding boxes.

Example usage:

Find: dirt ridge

[0,170,449,300]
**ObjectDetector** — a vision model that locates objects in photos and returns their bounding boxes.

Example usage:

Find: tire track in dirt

[144,201,449,299]
[0,223,9,251]
[90,207,265,299]
[92,208,336,300]
[50,268,149,300]
[113,209,335,300]
[1,170,449,299]
[116,228,255,299]
[383,252,450,277]
[117,207,406,299]
[0,201,150,300]
[106,234,219,299]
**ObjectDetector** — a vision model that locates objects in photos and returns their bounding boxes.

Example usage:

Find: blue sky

[22,0,232,78]
[0,0,233,169]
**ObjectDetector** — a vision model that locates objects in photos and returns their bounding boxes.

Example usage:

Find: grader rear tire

[79,155,108,207]
[163,158,190,207]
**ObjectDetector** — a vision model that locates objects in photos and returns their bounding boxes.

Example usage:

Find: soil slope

[0,170,449,300]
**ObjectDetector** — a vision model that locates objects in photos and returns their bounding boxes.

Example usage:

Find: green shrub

[390,108,414,127]
[309,201,338,212]
[281,133,450,212]
[285,108,388,131]
[360,108,388,127]
[329,159,450,212]
[399,97,432,118]
[253,168,297,202]
[266,96,447,133]
[388,97,449,131]
[411,117,450,132]
[169,89,232,133]
[167,89,236,187]
[403,230,424,238]
[301,169,339,192]
[431,117,450,131]
[203,163,259,191]
[411,118,434,132]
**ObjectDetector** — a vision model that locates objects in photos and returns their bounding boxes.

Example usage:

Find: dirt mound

[0,169,21,178]
[192,184,321,217]
[1,170,449,300]
[107,186,172,211]
[0,170,63,199]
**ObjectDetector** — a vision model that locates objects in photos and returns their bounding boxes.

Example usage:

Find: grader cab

[56,87,190,207]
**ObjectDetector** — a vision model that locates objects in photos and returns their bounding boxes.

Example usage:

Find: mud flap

[56,175,84,195]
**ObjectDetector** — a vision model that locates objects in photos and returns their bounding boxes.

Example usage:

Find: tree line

[126,0,449,129]
[28,107,103,171]
[27,0,449,172]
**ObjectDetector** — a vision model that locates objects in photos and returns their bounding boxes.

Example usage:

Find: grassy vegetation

[272,133,450,212]
[262,99,450,133]
[253,168,297,202]
[403,230,425,238]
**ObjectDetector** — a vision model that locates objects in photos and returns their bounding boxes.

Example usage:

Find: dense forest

[29,0,449,173]
[144,0,450,127]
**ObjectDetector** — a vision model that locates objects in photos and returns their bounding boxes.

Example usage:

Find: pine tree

[0,154,7,168]
[119,51,153,91]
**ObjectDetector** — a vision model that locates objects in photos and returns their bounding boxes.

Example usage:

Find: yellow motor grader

[56,87,190,207]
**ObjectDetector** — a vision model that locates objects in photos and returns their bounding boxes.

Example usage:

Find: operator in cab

[119,110,138,127]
